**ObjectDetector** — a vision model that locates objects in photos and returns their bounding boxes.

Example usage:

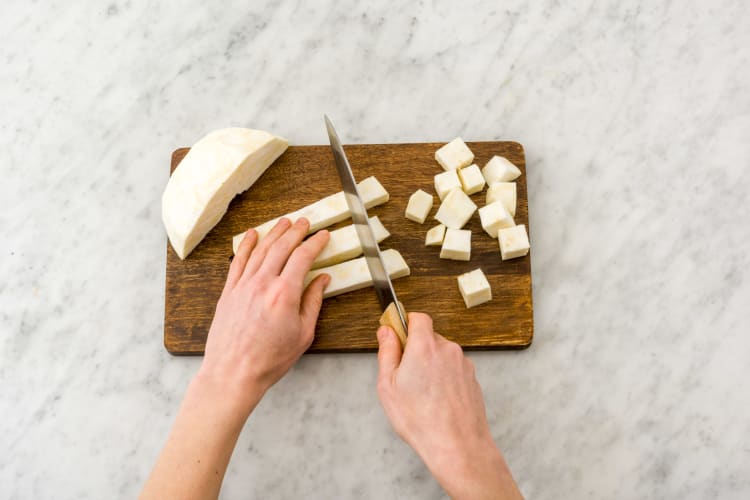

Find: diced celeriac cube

[425,224,446,246]
[457,269,492,308]
[405,189,434,224]
[434,170,462,201]
[311,216,390,269]
[486,182,516,216]
[478,200,515,238]
[482,156,521,184]
[435,137,474,171]
[498,224,530,261]
[457,164,485,195]
[232,176,389,253]
[434,189,477,229]
[304,248,410,299]
[440,228,471,261]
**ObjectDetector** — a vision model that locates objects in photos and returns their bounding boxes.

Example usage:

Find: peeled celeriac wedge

[435,137,474,171]
[425,223,446,246]
[162,128,288,259]
[457,268,492,308]
[486,182,516,216]
[311,216,390,269]
[304,249,410,299]
[434,188,477,229]
[482,156,521,184]
[232,176,388,253]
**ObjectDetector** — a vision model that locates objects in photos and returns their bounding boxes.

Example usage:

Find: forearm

[140,372,264,500]
[423,439,522,500]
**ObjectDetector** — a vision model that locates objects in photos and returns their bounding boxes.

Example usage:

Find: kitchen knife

[324,115,408,346]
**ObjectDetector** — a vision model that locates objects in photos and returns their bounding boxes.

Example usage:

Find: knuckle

[445,341,463,358]
[293,245,315,262]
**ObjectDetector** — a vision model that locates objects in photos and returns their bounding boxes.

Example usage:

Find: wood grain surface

[164,141,533,354]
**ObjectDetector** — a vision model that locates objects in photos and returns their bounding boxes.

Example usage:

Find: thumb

[300,274,329,335]
[377,325,402,384]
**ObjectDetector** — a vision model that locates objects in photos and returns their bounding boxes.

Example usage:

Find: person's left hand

[198,217,330,410]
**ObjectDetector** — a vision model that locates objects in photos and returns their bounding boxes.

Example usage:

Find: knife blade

[324,115,408,343]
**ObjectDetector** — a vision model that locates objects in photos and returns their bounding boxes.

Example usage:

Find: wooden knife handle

[379,302,408,348]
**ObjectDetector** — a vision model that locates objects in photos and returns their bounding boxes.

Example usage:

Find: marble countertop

[2,1,749,498]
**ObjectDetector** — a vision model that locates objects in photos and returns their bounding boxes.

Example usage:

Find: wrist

[423,436,517,499]
[191,367,266,421]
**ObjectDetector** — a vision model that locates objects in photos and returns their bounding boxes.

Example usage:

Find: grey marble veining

[1,1,749,498]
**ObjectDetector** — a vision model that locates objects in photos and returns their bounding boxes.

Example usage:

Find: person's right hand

[376,313,522,500]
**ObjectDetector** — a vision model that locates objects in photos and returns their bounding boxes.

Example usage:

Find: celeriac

[482,156,521,184]
[434,170,462,201]
[304,249,410,299]
[434,188,477,229]
[232,176,388,253]
[457,269,492,308]
[440,228,471,261]
[478,200,515,238]
[311,216,390,269]
[498,224,530,260]
[405,189,433,224]
[425,224,446,246]
[435,137,474,171]
[486,182,516,216]
[162,128,288,259]
[457,164,485,195]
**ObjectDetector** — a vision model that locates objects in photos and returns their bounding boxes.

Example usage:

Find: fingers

[299,273,330,341]
[241,217,291,279]
[377,325,403,386]
[225,229,258,289]
[259,218,310,276]
[281,229,331,288]
[403,312,436,350]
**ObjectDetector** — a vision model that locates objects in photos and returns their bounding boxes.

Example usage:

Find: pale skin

[141,217,521,500]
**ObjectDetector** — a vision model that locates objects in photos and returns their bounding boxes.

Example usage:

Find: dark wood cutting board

[164,141,532,354]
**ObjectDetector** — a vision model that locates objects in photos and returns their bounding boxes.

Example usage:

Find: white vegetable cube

[435,137,474,171]
[425,224,446,246]
[405,189,433,224]
[498,224,530,261]
[434,170,462,201]
[482,156,521,184]
[457,164,485,195]
[486,182,516,216]
[457,269,492,308]
[434,189,477,229]
[440,228,471,261]
[478,201,515,238]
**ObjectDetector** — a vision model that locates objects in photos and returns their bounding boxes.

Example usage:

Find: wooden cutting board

[164,141,532,354]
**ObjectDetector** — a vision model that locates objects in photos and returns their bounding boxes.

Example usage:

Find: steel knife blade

[324,115,408,337]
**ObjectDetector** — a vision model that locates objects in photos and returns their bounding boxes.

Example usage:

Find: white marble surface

[2,0,749,498]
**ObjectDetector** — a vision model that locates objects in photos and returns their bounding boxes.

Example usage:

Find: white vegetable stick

[232,176,389,253]
[304,249,410,299]
[311,216,390,269]
[163,128,288,259]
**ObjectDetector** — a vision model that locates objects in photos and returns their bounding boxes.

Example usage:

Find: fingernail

[297,217,309,226]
